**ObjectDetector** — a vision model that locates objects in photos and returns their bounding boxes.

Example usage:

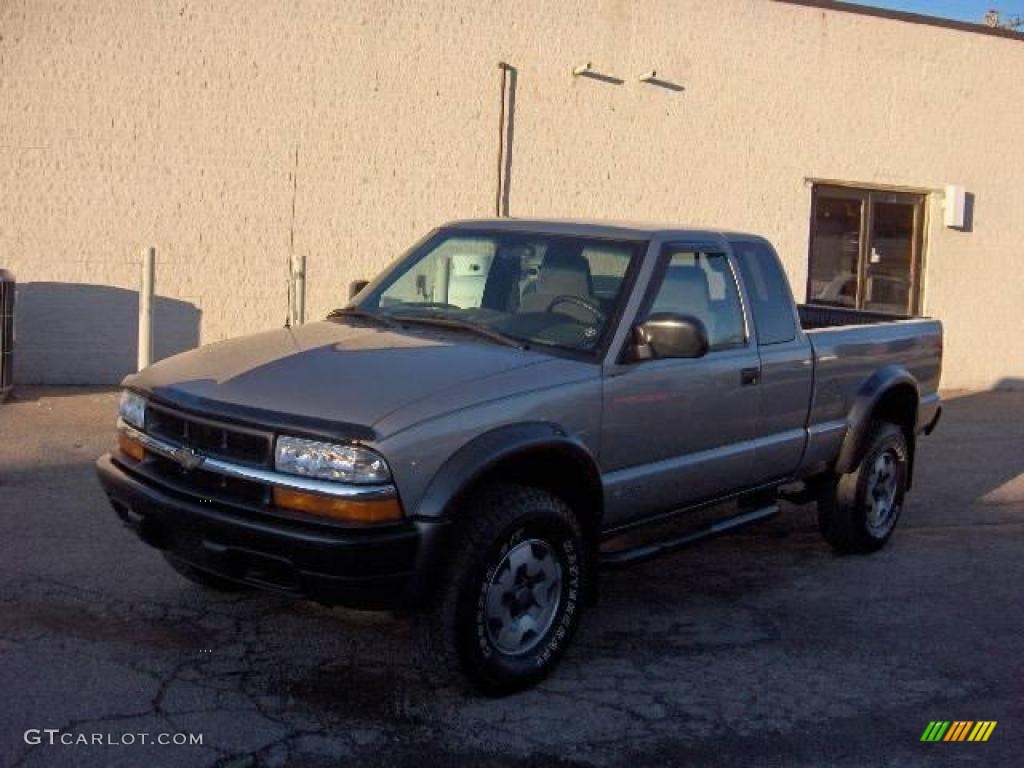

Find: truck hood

[126,320,556,438]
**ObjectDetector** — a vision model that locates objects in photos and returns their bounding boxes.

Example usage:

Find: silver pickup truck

[96,219,942,693]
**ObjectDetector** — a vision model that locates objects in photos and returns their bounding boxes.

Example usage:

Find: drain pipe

[138,246,154,370]
[495,62,510,217]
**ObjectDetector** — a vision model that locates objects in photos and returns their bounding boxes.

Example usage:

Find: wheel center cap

[485,538,564,656]
[512,586,535,614]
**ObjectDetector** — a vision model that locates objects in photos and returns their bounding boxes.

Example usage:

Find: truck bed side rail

[798,304,912,329]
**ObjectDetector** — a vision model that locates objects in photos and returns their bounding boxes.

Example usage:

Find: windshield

[349,230,644,354]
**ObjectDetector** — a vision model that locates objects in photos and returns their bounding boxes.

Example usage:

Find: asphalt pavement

[1,387,1021,767]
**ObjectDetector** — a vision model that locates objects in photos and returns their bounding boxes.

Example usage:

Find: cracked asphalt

[1,387,1022,767]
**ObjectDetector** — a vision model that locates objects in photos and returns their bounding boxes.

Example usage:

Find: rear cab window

[729,240,798,345]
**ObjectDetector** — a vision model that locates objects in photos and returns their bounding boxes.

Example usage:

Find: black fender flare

[408,422,604,606]
[415,421,603,523]
[835,365,920,475]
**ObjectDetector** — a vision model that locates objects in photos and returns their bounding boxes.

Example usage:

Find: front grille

[145,402,271,466]
[146,454,269,507]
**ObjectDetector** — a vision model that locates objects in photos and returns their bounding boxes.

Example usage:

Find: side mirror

[629,313,709,361]
[349,279,370,300]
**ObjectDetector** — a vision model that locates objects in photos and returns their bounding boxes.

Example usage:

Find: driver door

[601,243,761,527]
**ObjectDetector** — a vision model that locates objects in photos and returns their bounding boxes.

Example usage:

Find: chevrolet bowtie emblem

[170,446,205,472]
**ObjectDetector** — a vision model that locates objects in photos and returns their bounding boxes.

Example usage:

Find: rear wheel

[163,553,250,592]
[818,421,909,553]
[416,484,589,694]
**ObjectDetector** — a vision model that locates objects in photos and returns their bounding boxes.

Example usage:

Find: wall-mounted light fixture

[571,63,624,85]
[638,70,685,92]
[944,185,967,229]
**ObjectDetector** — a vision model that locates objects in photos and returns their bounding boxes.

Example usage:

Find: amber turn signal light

[272,487,402,523]
[118,431,146,461]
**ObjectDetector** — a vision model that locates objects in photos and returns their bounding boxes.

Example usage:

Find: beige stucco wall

[1,0,1021,387]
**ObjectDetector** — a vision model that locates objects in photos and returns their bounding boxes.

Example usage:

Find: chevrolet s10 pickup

[97,219,942,693]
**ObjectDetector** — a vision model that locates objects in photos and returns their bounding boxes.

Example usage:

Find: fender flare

[414,421,603,523]
[835,365,920,475]
[407,422,604,607]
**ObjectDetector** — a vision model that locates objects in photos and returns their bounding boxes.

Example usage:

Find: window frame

[807,184,926,316]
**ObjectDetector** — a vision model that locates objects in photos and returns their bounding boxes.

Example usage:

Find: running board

[600,504,780,569]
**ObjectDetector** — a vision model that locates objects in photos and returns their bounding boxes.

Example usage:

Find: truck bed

[796,304,943,465]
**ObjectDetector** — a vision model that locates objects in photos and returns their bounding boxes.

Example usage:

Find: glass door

[808,185,925,316]
[808,188,864,309]
[864,194,921,314]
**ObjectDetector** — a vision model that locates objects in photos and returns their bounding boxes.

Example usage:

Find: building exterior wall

[1,0,1021,388]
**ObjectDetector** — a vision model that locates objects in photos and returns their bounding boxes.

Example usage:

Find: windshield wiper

[389,314,527,350]
[327,307,400,328]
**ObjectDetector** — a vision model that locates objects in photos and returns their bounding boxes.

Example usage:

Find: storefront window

[807,185,925,316]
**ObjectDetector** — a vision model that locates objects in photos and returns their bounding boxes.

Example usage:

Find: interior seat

[519,244,594,320]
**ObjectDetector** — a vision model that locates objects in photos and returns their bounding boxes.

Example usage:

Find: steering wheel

[545,295,605,323]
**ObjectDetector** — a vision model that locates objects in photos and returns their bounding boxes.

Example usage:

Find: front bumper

[96,453,447,609]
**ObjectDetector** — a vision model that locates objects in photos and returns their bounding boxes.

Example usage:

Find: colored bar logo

[921,721,997,742]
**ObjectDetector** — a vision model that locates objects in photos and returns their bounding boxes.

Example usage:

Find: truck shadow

[906,383,1024,526]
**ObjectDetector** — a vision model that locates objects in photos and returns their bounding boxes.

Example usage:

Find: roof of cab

[442,217,761,242]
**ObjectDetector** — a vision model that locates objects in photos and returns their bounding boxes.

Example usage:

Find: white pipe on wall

[138,246,154,371]
[293,252,306,325]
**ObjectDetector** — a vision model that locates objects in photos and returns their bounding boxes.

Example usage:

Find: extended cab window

[360,231,643,354]
[646,250,746,350]
[730,240,797,345]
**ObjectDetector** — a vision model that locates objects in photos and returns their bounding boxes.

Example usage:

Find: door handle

[740,367,760,386]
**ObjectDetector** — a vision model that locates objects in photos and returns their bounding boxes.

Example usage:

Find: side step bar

[600,504,779,569]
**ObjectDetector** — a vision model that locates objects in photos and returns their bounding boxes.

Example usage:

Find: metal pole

[138,247,154,370]
[294,253,306,325]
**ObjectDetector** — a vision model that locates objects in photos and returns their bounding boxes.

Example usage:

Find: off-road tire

[163,553,250,592]
[818,421,909,553]
[416,484,589,695]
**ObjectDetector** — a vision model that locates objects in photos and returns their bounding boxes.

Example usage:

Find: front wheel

[817,421,909,553]
[417,484,589,694]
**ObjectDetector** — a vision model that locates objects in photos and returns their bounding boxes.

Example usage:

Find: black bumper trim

[96,454,448,610]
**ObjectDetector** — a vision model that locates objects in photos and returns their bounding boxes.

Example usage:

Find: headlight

[274,436,391,484]
[119,390,147,430]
